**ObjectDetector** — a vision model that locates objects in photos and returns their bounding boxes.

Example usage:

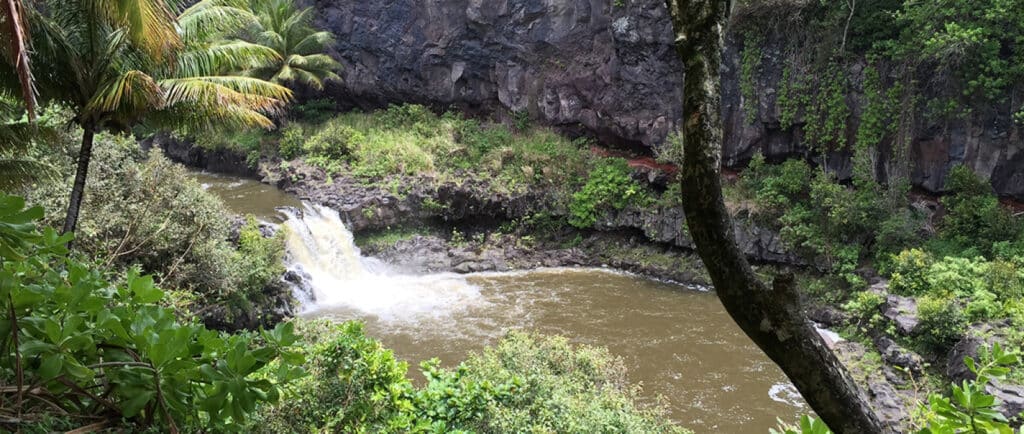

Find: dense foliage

[22,125,288,327]
[254,321,687,433]
[739,154,916,285]
[0,194,303,432]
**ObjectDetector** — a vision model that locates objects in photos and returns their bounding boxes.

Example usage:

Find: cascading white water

[279,204,483,320]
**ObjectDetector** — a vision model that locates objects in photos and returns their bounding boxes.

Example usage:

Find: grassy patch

[354,226,430,251]
[274,104,592,193]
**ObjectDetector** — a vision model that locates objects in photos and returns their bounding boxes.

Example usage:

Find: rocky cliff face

[311,0,683,149]
[311,0,1023,199]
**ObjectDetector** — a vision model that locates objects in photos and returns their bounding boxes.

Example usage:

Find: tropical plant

[3,0,291,238]
[0,193,305,432]
[242,0,342,90]
[916,343,1022,434]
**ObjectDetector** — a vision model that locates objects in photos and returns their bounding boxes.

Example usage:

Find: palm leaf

[290,30,334,55]
[0,157,49,190]
[0,0,36,119]
[174,41,280,77]
[148,100,275,135]
[160,75,290,107]
[178,1,255,41]
[87,0,182,59]
[84,70,164,118]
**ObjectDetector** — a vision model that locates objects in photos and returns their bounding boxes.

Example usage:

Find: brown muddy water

[195,170,807,433]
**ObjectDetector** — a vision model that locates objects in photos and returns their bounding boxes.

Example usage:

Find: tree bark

[663,1,888,432]
[62,126,95,241]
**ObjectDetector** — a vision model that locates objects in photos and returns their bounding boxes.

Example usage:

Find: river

[192,170,807,433]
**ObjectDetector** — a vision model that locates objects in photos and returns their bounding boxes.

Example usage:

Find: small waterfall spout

[279,204,482,320]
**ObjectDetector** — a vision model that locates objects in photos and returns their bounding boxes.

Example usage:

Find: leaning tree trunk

[62,126,95,241]
[663,1,888,432]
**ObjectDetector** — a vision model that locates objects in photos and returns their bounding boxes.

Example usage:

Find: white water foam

[280,204,483,321]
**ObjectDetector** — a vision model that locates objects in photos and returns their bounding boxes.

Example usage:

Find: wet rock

[832,340,913,430]
[946,323,1009,383]
[807,305,850,328]
[874,336,924,375]
[883,294,919,335]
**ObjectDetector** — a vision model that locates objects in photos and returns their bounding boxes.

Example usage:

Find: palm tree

[8,0,291,237]
[244,0,341,90]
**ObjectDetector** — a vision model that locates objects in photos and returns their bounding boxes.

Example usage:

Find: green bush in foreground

[0,194,304,432]
[253,321,687,433]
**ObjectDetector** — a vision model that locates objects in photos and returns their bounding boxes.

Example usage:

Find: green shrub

[232,218,288,310]
[252,321,418,433]
[965,290,1001,321]
[888,249,933,295]
[24,131,288,325]
[569,158,647,228]
[939,165,1023,257]
[917,293,967,351]
[377,103,439,129]
[0,194,303,432]
[420,332,687,433]
[926,255,990,297]
[304,122,363,161]
[988,257,1024,300]
[278,124,306,160]
[873,209,924,267]
[455,119,514,159]
[255,323,687,433]
[291,98,337,124]
[754,159,813,212]
[842,290,885,331]
[349,129,435,178]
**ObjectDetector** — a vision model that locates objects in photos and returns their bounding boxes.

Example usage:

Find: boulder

[883,294,919,335]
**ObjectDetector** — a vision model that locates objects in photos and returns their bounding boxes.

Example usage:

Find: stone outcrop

[141,134,258,177]
[310,0,1023,199]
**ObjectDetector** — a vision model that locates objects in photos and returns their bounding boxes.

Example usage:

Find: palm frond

[178,2,256,41]
[288,67,321,90]
[174,40,279,77]
[0,157,50,190]
[84,70,164,118]
[290,30,334,55]
[1,0,36,119]
[147,99,275,135]
[95,0,182,58]
[161,75,290,105]
[254,29,284,53]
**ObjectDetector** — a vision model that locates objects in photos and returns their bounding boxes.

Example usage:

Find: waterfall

[279,204,482,321]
